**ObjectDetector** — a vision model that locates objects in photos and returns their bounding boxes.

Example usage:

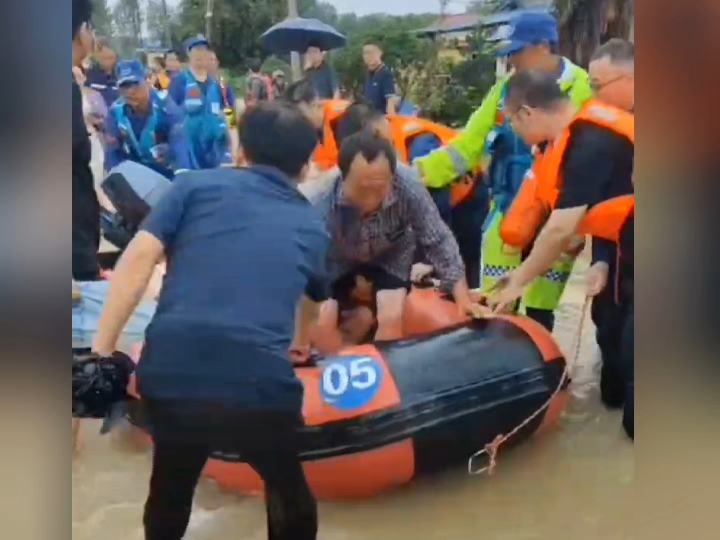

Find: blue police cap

[115,60,146,86]
[493,12,559,57]
[184,34,209,52]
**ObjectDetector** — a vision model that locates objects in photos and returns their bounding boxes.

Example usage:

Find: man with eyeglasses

[414,11,593,332]
[487,69,635,439]
[584,38,635,416]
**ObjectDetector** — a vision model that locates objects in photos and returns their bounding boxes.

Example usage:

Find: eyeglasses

[590,74,626,92]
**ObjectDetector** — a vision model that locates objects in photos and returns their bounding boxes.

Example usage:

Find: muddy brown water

[72,260,634,540]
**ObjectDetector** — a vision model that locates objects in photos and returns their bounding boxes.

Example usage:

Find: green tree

[91,0,113,39]
[176,0,285,69]
[556,0,634,67]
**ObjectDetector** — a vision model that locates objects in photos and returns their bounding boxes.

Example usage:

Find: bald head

[589,39,634,110]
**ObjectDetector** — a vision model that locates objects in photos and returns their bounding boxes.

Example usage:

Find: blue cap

[493,12,559,57]
[115,60,146,86]
[184,34,209,51]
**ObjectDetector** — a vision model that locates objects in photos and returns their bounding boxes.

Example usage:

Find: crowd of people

[73,0,634,538]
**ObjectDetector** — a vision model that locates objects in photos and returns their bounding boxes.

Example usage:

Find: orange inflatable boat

[127,287,568,500]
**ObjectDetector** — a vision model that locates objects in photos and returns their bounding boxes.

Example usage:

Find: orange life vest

[312,102,475,206]
[313,100,351,171]
[388,116,475,206]
[500,100,635,248]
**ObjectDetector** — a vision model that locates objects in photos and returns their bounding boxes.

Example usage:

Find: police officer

[105,60,192,178]
[85,38,120,108]
[167,35,231,169]
[414,12,593,331]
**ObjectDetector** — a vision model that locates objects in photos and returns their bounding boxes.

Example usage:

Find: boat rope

[467,295,590,476]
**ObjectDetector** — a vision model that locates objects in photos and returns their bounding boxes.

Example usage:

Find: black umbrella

[260,17,347,54]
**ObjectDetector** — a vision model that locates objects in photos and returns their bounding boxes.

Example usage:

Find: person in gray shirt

[308,130,485,349]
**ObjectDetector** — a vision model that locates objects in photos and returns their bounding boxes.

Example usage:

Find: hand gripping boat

[126,288,568,500]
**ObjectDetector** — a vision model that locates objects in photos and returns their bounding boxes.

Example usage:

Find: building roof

[416,3,553,37]
[416,14,482,36]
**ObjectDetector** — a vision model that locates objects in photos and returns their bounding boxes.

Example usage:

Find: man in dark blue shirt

[85,39,120,108]
[92,102,327,540]
[362,43,398,114]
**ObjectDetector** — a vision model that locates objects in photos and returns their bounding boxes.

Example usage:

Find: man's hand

[452,277,490,318]
[411,263,434,283]
[489,271,526,314]
[585,261,609,297]
[289,340,311,364]
[457,297,491,319]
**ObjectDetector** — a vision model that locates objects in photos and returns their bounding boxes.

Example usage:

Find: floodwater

[72,257,634,540]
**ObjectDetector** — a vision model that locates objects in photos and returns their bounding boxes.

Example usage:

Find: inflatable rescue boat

[127,287,568,500]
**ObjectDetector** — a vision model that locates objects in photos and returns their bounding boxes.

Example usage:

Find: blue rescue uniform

[105,90,193,178]
[167,70,231,169]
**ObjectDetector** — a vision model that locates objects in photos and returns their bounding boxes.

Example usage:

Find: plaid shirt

[309,163,465,289]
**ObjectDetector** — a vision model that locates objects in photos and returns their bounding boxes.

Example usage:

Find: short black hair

[239,101,318,178]
[336,101,385,147]
[591,38,634,65]
[247,58,262,73]
[504,69,568,112]
[164,50,178,60]
[363,41,382,51]
[338,130,397,179]
[284,79,318,105]
[306,41,323,51]
[73,0,92,39]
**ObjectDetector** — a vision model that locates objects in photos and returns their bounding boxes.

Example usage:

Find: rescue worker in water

[105,59,192,179]
[488,69,635,440]
[167,34,232,169]
[414,12,593,332]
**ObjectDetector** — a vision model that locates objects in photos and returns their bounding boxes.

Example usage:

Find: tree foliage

[555,0,634,67]
[91,0,113,39]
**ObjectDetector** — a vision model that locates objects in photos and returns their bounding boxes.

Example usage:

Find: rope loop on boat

[468,296,590,476]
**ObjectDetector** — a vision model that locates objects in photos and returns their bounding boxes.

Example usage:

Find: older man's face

[98,46,117,72]
[342,154,393,216]
[589,56,634,111]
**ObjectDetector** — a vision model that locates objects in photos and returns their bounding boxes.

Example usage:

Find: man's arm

[402,170,465,290]
[511,123,620,287]
[293,226,331,348]
[91,232,164,354]
[415,78,506,188]
[167,74,186,106]
[328,65,340,100]
[164,101,195,171]
[383,68,398,115]
[92,176,190,354]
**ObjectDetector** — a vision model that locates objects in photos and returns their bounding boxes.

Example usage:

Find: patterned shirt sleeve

[397,166,465,289]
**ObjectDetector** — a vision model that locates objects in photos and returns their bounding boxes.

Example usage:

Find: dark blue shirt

[363,64,396,113]
[137,167,330,410]
[305,62,338,99]
[85,66,119,108]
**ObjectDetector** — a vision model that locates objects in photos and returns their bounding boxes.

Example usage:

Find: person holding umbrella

[304,42,340,100]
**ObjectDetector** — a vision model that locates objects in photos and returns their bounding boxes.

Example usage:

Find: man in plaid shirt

[307,129,485,348]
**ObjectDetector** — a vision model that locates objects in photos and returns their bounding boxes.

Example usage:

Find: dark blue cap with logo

[184,34,209,52]
[116,59,146,86]
[493,12,559,57]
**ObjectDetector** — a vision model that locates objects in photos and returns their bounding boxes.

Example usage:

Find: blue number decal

[319,356,383,410]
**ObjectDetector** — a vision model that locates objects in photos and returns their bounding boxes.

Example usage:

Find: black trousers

[143,399,317,540]
[428,181,489,289]
[620,295,634,440]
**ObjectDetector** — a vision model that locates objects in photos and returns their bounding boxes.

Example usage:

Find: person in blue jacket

[85,39,120,108]
[105,60,193,178]
[167,34,231,169]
